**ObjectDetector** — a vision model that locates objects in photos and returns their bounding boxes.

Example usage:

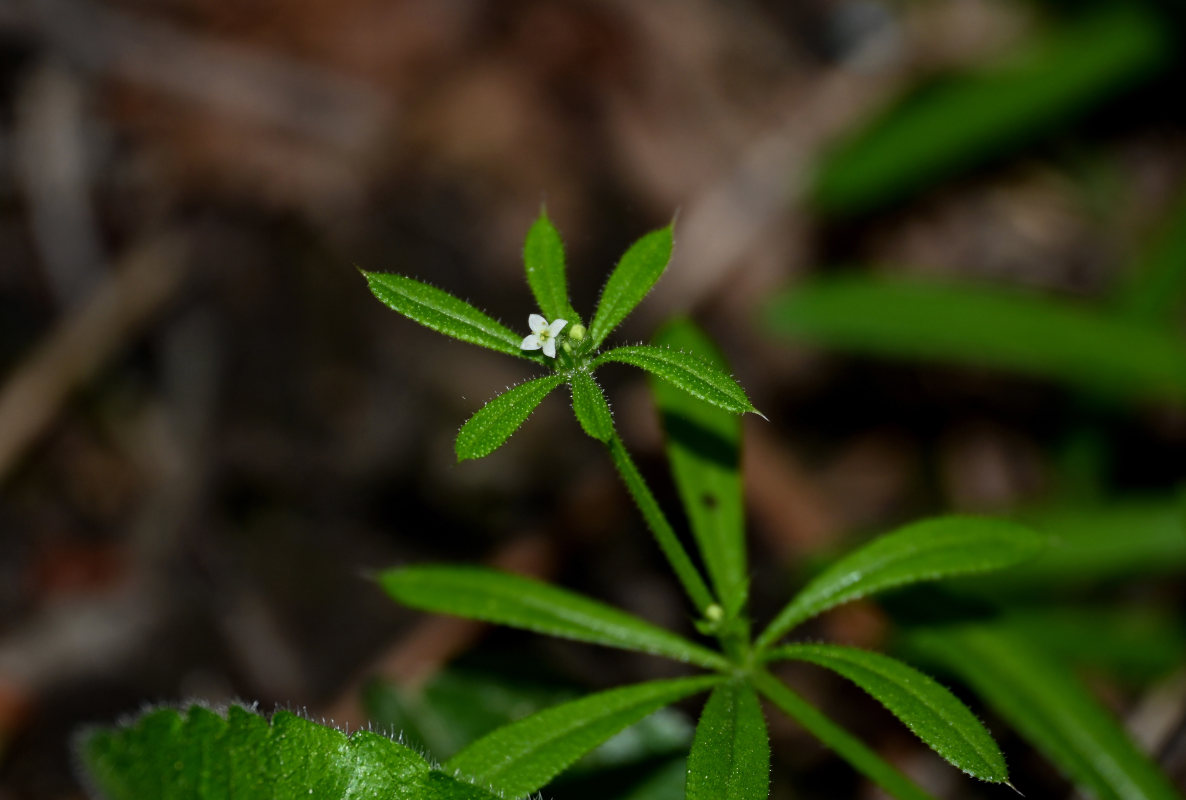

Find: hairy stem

[752,670,939,800]
[607,431,715,613]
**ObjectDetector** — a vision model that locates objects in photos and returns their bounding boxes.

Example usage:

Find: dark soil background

[0,1,1183,798]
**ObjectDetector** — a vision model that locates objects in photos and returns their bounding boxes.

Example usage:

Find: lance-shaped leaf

[595,345,758,416]
[524,210,579,324]
[446,676,719,798]
[455,374,565,461]
[752,671,938,800]
[765,277,1186,403]
[757,516,1045,649]
[909,624,1182,800]
[766,644,1007,784]
[79,704,503,800]
[590,226,673,346]
[651,320,747,616]
[363,271,528,359]
[686,681,770,800]
[569,370,614,442]
[379,565,728,669]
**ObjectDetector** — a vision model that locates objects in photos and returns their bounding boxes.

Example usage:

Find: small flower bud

[568,323,586,341]
[705,603,724,623]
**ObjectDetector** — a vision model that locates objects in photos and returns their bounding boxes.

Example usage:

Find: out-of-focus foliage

[810,4,1172,215]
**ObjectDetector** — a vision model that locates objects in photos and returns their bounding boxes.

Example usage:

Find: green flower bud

[568,323,587,341]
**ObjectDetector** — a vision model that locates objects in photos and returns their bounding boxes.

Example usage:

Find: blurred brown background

[0,0,1184,797]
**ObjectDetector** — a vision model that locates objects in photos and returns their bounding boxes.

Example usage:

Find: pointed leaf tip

[455,375,565,461]
[590,226,674,346]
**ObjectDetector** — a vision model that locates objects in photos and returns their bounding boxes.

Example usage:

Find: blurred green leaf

[362,271,527,359]
[455,375,565,461]
[379,565,728,669]
[686,681,770,800]
[590,226,673,346]
[766,277,1186,402]
[446,676,720,798]
[524,210,579,324]
[1117,186,1186,322]
[766,644,1008,784]
[595,345,758,416]
[80,704,501,800]
[752,671,938,800]
[569,370,614,442]
[810,5,1171,215]
[908,624,1183,800]
[651,320,748,617]
[757,516,1046,649]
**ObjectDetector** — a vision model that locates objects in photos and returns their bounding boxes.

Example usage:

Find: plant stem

[607,431,715,614]
[751,669,939,800]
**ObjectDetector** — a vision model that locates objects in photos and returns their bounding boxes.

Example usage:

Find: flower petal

[521,334,542,351]
[528,313,549,334]
[542,338,557,358]
[548,318,569,337]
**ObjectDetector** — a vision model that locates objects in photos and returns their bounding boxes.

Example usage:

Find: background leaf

[809,4,1170,216]
[79,704,501,800]
[907,624,1183,800]
[455,374,565,461]
[363,271,528,359]
[765,277,1186,402]
[595,345,757,415]
[379,565,728,669]
[569,370,614,442]
[651,320,747,617]
[524,211,579,324]
[445,676,719,798]
[589,226,673,346]
[757,516,1045,649]
[766,644,1007,783]
[686,681,770,800]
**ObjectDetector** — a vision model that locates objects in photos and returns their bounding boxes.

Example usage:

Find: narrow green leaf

[757,516,1045,649]
[379,565,728,669]
[524,210,579,324]
[909,624,1182,800]
[686,681,770,800]
[446,676,719,798]
[810,5,1170,215]
[752,670,938,800]
[651,320,747,617]
[765,277,1186,402]
[362,271,527,359]
[569,370,614,442]
[1117,186,1186,324]
[595,345,758,416]
[455,374,564,461]
[767,644,1006,783]
[78,704,502,800]
[590,226,673,346]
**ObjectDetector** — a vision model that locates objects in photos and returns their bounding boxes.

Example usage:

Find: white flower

[520,314,568,358]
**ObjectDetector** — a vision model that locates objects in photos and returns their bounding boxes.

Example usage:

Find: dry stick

[0,233,190,484]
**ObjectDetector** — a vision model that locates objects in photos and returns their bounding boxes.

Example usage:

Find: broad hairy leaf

[595,345,758,416]
[651,320,747,616]
[524,211,579,324]
[446,676,719,798]
[79,704,501,800]
[589,226,673,346]
[686,681,770,800]
[757,516,1045,649]
[766,277,1186,402]
[908,624,1182,800]
[809,4,1169,215]
[569,370,614,442]
[766,644,1007,784]
[751,671,938,800]
[455,374,565,461]
[362,271,527,359]
[379,565,728,669]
